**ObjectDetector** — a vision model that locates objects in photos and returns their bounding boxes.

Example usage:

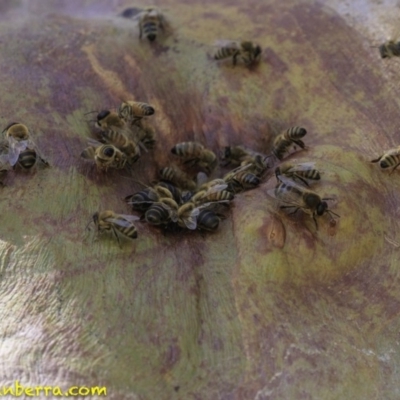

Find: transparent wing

[267,176,308,208]
[105,217,137,228]
[87,138,104,147]
[181,208,200,230]
[285,162,316,172]
[196,172,209,187]
[213,40,240,49]
[117,214,141,222]
[7,137,29,166]
[0,154,11,169]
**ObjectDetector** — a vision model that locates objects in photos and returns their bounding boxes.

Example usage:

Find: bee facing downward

[3,122,49,170]
[90,210,139,248]
[371,147,400,173]
[123,7,167,42]
[214,40,262,66]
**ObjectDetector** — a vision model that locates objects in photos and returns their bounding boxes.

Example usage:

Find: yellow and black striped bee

[275,161,320,186]
[3,122,49,170]
[136,7,167,42]
[371,147,400,173]
[90,210,139,247]
[222,146,269,176]
[270,176,339,230]
[171,141,218,174]
[379,40,400,58]
[214,40,262,66]
[81,140,128,171]
[118,101,155,125]
[270,126,307,161]
[145,197,179,226]
[159,165,197,191]
[190,183,234,205]
[94,110,141,164]
[224,167,260,193]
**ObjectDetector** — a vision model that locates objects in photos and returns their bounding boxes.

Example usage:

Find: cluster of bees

[120,7,262,66]
[89,121,343,246]
[80,101,156,171]
[0,122,49,185]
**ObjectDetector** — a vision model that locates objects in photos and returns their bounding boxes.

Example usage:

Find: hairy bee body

[191,189,234,205]
[138,8,166,42]
[371,147,400,173]
[125,188,160,212]
[145,197,179,226]
[379,40,400,58]
[171,141,218,173]
[118,101,155,124]
[273,176,339,229]
[214,41,262,65]
[95,110,141,164]
[81,144,127,170]
[224,170,260,193]
[272,127,307,160]
[159,165,197,191]
[92,210,139,246]
[275,162,320,186]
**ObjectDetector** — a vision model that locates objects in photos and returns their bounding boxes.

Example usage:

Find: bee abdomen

[117,224,138,239]
[143,22,158,41]
[145,205,170,225]
[18,150,37,169]
[214,48,237,60]
[197,210,220,231]
[286,126,307,139]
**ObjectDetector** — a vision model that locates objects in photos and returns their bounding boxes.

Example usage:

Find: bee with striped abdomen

[90,210,139,247]
[81,140,128,171]
[275,161,320,186]
[3,122,49,170]
[371,147,400,173]
[136,7,167,42]
[270,126,307,161]
[159,165,197,191]
[118,101,155,125]
[171,141,218,174]
[214,40,262,66]
[270,176,339,230]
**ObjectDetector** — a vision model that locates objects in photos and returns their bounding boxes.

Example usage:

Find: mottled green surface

[0,0,400,399]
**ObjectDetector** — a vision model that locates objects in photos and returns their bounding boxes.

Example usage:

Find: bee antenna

[84,111,98,116]
[327,210,340,218]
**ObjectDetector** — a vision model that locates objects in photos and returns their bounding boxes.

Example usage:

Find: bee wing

[267,176,308,208]
[213,40,240,49]
[7,137,29,166]
[120,7,144,19]
[0,154,11,169]
[117,214,141,222]
[196,172,209,187]
[87,138,104,147]
[105,217,136,228]
[286,161,316,172]
[181,208,200,230]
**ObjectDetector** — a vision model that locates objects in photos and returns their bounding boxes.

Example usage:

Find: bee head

[316,201,328,216]
[274,167,281,179]
[222,146,231,160]
[97,110,111,124]
[92,212,100,225]
[103,146,115,157]
[380,160,390,168]
[254,45,262,58]
[147,34,157,42]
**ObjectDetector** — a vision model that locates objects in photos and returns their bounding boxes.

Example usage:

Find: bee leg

[312,214,319,230]
[389,163,400,175]
[111,227,122,249]
[292,139,306,149]
[370,156,382,163]
[232,52,238,66]
[139,25,143,39]
[294,174,309,186]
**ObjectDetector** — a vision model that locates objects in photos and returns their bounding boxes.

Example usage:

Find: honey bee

[190,184,234,205]
[371,147,400,173]
[159,165,197,191]
[222,146,269,176]
[270,126,307,161]
[171,142,218,173]
[224,167,260,193]
[3,122,49,170]
[90,210,139,247]
[275,161,321,186]
[81,141,128,170]
[379,40,400,58]
[270,176,339,230]
[136,7,167,42]
[145,197,179,226]
[94,110,141,164]
[118,101,155,124]
[214,40,262,65]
